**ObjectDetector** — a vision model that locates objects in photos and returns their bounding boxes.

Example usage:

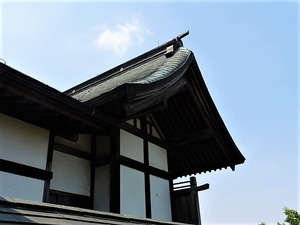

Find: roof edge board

[124,77,187,118]
[186,57,245,164]
[0,63,117,131]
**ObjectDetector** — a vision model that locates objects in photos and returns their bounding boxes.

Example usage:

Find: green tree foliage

[259,207,300,225]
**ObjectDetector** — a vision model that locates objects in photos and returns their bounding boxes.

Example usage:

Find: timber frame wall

[37,114,174,220]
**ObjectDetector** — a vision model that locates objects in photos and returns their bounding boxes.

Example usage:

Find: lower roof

[0,197,185,225]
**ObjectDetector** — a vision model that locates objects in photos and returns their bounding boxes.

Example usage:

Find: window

[49,190,91,209]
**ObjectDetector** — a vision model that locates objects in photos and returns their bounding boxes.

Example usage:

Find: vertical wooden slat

[43,131,55,203]
[142,116,152,218]
[110,128,120,213]
[90,134,96,209]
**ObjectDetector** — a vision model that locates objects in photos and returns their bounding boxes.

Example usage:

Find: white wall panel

[120,130,143,163]
[94,165,110,211]
[120,165,145,218]
[0,171,44,201]
[0,113,49,169]
[150,175,172,221]
[149,143,168,172]
[50,151,90,196]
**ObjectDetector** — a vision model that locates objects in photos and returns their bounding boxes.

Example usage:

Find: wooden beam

[92,155,112,168]
[53,142,91,160]
[0,158,52,181]
[173,183,209,195]
[167,129,212,148]
[186,65,232,162]
[122,100,168,121]
[124,78,187,117]
[90,134,96,209]
[119,121,167,148]
[0,65,116,132]
[43,131,55,203]
[119,156,173,180]
[110,128,120,214]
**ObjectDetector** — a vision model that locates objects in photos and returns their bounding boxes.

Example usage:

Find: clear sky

[0,0,298,224]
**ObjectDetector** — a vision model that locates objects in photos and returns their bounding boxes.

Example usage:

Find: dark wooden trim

[119,122,166,148]
[119,156,172,180]
[92,155,112,168]
[147,114,165,140]
[145,162,152,218]
[53,142,91,160]
[169,178,176,222]
[0,158,52,180]
[133,118,137,128]
[49,189,91,209]
[167,129,212,148]
[142,116,152,219]
[187,66,232,161]
[56,132,79,142]
[43,131,55,202]
[93,154,172,180]
[90,134,96,209]
[110,128,120,214]
[0,63,116,133]
[124,77,187,118]
[123,101,168,120]
[173,183,209,195]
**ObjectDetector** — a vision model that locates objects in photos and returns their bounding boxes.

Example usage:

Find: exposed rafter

[167,129,212,148]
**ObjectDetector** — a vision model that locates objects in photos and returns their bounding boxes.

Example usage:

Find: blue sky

[1,0,298,224]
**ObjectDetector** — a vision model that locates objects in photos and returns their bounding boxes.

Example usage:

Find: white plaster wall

[126,119,141,129]
[50,151,90,196]
[126,119,134,126]
[120,130,143,163]
[55,134,91,153]
[120,165,146,218]
[150,175,172,221]
[148,143,168,172]
[0,171,44,201]
[152,128,161,139]
[94,165,110,212]
[0,113,49,169]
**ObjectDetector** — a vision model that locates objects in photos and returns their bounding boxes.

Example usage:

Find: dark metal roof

[65,34,246,177]
[0,197,186,225]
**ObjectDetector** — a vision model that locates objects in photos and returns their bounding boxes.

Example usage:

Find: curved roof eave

[70,47,192,104]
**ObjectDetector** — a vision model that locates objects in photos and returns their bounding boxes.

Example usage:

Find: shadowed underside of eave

[150,82,245,177]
